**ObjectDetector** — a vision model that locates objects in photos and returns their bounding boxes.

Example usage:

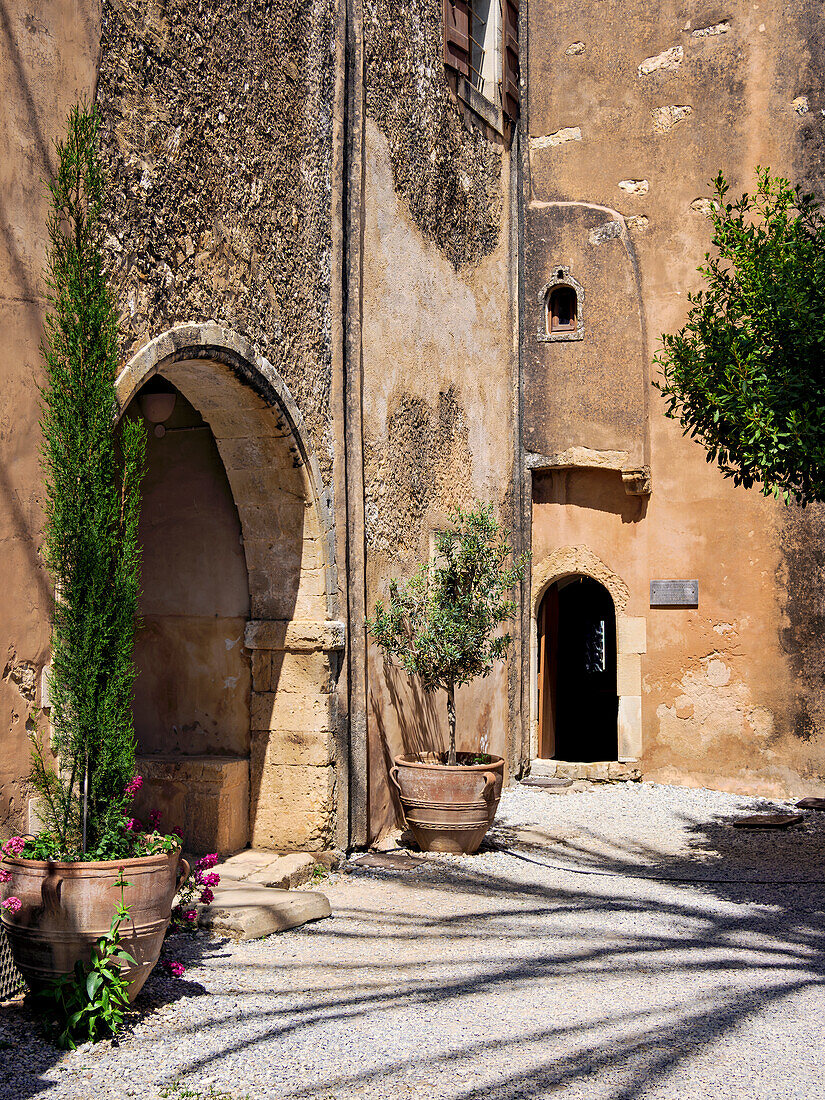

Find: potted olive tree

[0,105,186,1006]
[369,502,526,854]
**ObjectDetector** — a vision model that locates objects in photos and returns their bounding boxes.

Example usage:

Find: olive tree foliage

[368,503,527,766]
[35,105,146,856]
[655,169,825,506]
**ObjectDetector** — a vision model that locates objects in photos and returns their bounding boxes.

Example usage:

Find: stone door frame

[115,323,349,850]
[530,547,646,763]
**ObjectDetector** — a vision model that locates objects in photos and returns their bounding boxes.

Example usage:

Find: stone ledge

[216,850,318,889]
[530,759,642,782]
[525,449,652,496]
[245,619,345,652]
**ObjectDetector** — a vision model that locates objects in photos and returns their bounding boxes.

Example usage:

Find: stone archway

[116,323,345,852]
[530,547,646,764]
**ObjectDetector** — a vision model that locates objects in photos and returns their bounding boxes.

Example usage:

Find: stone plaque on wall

[650,580,698,607]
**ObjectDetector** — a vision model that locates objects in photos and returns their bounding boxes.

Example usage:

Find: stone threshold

[530,759,642,782]
[199,849,333,940]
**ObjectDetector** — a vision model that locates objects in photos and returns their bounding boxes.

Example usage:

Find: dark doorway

[537,576,618,761]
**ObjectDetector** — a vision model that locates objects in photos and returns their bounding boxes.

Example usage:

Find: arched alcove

[130,384,251,759]
[116,324,346,854]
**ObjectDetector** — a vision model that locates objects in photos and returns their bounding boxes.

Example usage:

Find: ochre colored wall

[0,2,100,834]
[129,387,251,759]
[525,0,825,795]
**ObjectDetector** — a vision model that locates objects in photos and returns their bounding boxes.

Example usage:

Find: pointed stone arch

[116,323,347,851]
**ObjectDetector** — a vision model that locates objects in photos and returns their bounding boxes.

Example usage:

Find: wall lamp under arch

[138,377,177,437]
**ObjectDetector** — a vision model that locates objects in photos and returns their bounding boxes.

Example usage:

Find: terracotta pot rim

[394,753,504,773]
[1,850,181,872]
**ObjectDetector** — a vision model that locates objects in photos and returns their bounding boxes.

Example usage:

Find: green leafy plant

[368,502,527,765]
[34,871,136,1049]
[655,168,825,506]
[31,102,146,855]
[310,862,328,884]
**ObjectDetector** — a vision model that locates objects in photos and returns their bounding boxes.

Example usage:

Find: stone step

[530,759,642,782]
[215,850,319,889]
[201,882,331,940]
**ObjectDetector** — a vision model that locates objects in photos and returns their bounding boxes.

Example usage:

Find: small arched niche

[537,575,618,762]
[538,267,584,342]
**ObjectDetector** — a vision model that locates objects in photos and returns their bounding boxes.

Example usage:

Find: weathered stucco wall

[526,0,825,795]
[0,3,101,834]
[364,0,502,269]
[361,103,518,837]
[97,0,336,478]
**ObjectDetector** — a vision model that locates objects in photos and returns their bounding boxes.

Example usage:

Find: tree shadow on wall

[380,654,444,758]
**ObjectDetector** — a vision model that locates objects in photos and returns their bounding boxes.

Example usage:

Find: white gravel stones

[2,781,825,1099]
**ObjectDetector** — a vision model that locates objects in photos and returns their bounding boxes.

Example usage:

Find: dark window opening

[548,285,577,333]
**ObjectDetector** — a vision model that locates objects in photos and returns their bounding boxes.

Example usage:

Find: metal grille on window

[468,0,502,104]
[584,619,607,675]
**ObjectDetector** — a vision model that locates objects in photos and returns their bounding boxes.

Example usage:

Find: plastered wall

[0,2,100,834]
[525,0,825,795]
[361,110,519,839]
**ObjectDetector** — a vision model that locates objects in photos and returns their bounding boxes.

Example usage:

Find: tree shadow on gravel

[97,792,825,1100]
[4,794,825,1099]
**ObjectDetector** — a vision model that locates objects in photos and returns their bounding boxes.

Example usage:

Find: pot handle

[388,766,402,795]
[176,857,191,887]
[41,868,63,915]
[481,771,498,801]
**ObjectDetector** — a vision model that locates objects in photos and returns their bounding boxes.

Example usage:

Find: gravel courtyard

[3,781,825,1100]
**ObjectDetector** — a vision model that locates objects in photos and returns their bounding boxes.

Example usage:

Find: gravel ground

[2,781,825,1100]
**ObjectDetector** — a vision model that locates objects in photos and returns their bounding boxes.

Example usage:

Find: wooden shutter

[443,0,470,78]
[502,0,520,119]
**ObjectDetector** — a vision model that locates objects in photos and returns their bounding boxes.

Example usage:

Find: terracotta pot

[1,850,188,1002]
[390,753,505,854]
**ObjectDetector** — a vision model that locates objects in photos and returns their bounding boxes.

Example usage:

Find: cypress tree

[33,104,146,856]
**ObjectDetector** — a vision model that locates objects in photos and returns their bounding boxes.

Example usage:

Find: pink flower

[3,837,25,857]
[163,960,185,978]
[196,853,219,871]
[124,818,141,833]
[183,909,197,922]
[147,810,162,829]
[124,776,143,798]
[199,888,214,905]
[172,828,183,839]
[0,870,11,884]
[201,872,220,888]
[2,897,21,914]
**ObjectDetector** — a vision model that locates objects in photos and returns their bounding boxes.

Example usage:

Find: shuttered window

[443,0,520,121]
[443,0,471,78]
[501,0,519,120]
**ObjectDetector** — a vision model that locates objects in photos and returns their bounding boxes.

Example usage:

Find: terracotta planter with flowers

[1,848,187,1002]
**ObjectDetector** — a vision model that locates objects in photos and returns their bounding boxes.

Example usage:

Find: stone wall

[98,0,336,478]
